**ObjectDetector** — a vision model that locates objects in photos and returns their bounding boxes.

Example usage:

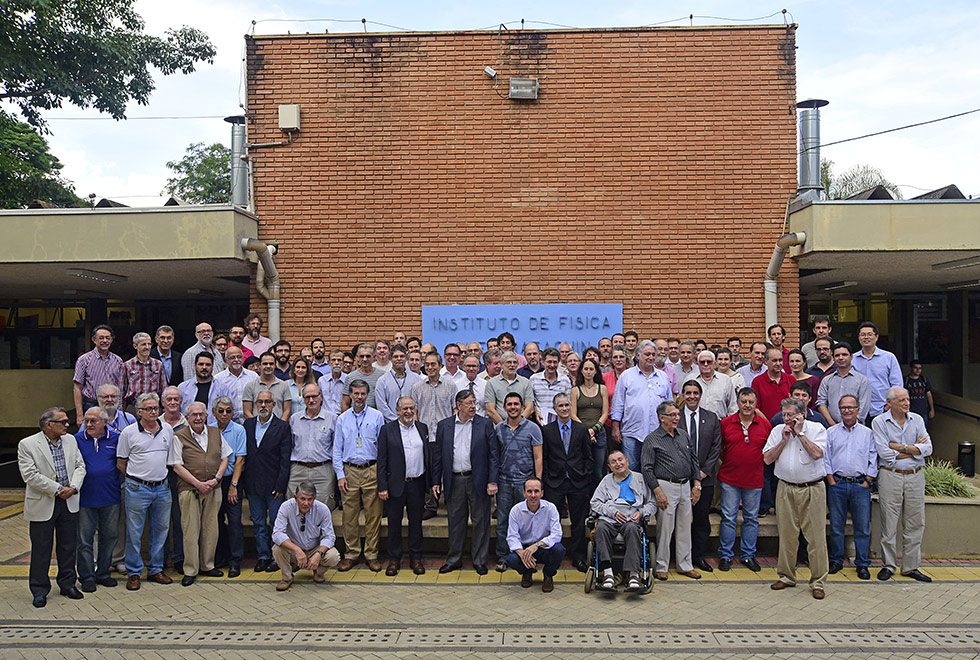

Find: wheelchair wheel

[584,540,595,593]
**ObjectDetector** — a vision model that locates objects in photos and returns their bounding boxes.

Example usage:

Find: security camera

[483,66,497,79]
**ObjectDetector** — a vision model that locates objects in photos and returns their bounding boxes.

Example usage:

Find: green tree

[0,0,215,128]
[0,115,85,208]
[821,158,903,200]
[163,142,231,204]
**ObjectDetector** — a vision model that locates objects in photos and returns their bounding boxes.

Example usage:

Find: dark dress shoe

[147,572,173,585]
[473,563,487,576]
[811,588,825,600]
[422,510,437,520]
[126,575,141,591]
[856,566,871,580]
[337,557,359,572]
[199,568,223,577]
[438,562,461,574]
[743,557,761,572]
[60,586,84,599]
[32,595,46,608]
[572,559,588,573]
[718,558,731,571]
[385,561,400,576]
[412,560,426,575]
[542,575,554,592]
[828,562,843,574]
[96,577,118,587]
[877,567,894,581]
[228,566,241,578]
[80,581,97,593]
[367,559,384,572]
[693,558,713,573]
[903,569,932,583]
[181,575,196,586]
[254,559,269,573]
[521,572,533,588]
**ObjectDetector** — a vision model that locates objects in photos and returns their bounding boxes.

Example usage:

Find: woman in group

[602,345,631,444]
[787,348,820,408]
[715,347,745,393]
[565,351,582,386]
[571,357,609,488]
[288,357,317,412]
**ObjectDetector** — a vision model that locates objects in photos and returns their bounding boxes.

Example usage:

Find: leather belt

[880,465,922,475]
[292,461,329,468]
[781,478,824,488]
[127,475,166,487]
[665,477,689,484]
[833,474,867,483]
[345,460,377,469]
[453,470,473,477]
[405,476,423,482]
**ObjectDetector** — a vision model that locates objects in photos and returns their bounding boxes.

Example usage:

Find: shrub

[923,460,978,498]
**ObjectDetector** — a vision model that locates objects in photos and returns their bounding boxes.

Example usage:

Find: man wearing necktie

[680,381,723,573]
[541,393,594,572]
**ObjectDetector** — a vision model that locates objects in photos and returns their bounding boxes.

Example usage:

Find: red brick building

[244,25,800,348]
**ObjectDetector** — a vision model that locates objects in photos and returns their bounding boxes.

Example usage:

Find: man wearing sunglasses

[271,481,340,591]
[19,407,87,608]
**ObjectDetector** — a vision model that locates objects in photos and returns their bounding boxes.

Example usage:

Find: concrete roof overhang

[788,200,980,295]
[0,205,258,300]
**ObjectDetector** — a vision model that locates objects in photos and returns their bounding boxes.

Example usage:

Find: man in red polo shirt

[716,387,771,572]
[753,347,794,516]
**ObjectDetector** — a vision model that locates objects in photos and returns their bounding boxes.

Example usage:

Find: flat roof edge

[0,205,259,220]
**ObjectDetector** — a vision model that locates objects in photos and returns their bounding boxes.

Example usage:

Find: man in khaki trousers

[171,402,231,586]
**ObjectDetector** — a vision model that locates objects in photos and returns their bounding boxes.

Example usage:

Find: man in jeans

[715,388,771,572]
[75,407,121,592]
[116,393,175,590]
[493,392,542,572]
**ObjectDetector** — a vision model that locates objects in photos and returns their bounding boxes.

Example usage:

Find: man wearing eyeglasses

[74,407,121,593]
[716,388,771,572]
[19,407,87,608]
[271,481,340,591]
[181,322,225,381]
[685,350,737,420]
[116,393,175,591]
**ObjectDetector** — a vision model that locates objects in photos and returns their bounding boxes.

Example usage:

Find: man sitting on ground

[589,449,657,592]
[270,481,340,591]
[503,477,564,593]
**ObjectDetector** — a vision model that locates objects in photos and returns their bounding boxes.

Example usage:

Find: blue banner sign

[422,304,623,354]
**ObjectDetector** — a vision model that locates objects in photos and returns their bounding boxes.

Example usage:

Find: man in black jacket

[680,380,724,573]
[541,393,594,572]
[243,391,292,573]
[378,396,430,576]
[151,325,183,387]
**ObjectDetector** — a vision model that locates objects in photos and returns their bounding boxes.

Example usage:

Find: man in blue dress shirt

[504,477,564,592]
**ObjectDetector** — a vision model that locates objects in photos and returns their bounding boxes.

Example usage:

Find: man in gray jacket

[589,449,656,592]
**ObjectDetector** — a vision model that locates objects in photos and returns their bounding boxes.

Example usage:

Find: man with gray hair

[686,350,737,420]
[19,407,87,607]
[123,331,168,411]
[74,406,121,592]
[342,343,383,410]
[610,340,672,471]
[485,351,534,424]
[212,344,259,424]
[872,386,933,582]
[764,397,829,599]
[170,401,231,586]
[181,322,225,380]
[117,392,175,590]
[98,383,136,433]
[271,481,341,591]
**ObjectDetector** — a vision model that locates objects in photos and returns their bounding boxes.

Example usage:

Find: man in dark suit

[152,325,184,387]
[680,380,723,573]
[243,390,292,573]
[378,395,430,576]
[432,389,498,575]
[541,392,593,572]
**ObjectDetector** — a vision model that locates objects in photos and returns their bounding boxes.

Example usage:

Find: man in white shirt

[459,355,488,416]
[764,397,829,599]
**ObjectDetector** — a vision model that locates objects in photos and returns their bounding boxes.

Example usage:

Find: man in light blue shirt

[610,340,672,470]
[317,350,347,416]
[504,477,564,593]
[333,379,385,572]
[872,387,933,582]
[375,346,422,422]
[852,322,903,419]
[823,394,877,579]
[212,396,247,577]
[270,481,340,591]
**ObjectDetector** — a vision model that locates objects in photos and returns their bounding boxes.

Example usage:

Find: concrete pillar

[947,291,968,397]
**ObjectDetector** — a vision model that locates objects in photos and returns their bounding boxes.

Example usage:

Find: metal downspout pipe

[240,238,281,342]
[764,232,807,331]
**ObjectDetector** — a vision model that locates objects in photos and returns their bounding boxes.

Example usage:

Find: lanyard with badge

[354,411,365,447]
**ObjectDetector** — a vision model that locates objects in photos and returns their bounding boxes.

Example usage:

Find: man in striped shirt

[123,332,168,411]
[73,324,125,426]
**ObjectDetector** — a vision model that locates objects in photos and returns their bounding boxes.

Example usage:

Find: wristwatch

[231,480,239,487]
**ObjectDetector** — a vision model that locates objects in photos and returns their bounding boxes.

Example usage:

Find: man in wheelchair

[588,449,657,592]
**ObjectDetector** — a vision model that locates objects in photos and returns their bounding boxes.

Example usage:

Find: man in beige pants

[171,402,231,586]
[272,482,340,590]
[763,398,829,599]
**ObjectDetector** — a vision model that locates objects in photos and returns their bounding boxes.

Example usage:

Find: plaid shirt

[123,356,168,405]
[73,348,125,400]
[47,437,70,487]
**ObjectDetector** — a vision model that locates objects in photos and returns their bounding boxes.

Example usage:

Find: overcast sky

[36,0,980,204]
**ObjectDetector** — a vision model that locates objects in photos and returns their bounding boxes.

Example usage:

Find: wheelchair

[583,513,654,594]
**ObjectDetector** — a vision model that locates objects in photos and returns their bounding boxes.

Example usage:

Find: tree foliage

[821,158,903,200]
[163,142,231,204]
[0,0,216,128]
[0,115,85,208]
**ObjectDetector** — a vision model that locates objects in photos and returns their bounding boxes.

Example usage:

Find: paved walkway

[2,490,979,659]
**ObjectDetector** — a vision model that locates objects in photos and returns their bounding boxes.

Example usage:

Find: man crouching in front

[271,481,340,591]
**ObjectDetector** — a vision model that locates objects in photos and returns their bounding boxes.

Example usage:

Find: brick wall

[245,26,800,350]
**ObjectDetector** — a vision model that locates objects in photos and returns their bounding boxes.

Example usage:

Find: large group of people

[18,313,936,606]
